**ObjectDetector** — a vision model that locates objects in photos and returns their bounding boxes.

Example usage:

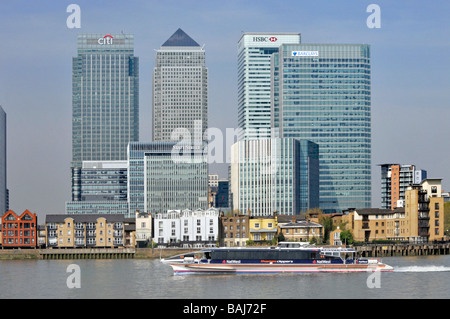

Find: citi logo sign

[98,35,113,45]
[252,36,278,42]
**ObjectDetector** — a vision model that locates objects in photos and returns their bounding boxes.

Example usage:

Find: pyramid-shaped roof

[162,28,200,47]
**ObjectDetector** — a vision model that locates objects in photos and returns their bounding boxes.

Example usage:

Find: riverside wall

[1,243,450,260]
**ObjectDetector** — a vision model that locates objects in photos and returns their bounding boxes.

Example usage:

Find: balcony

[418,220,430,228]
[75,240,85,246]
[75,232,85,238]
[418,212,430,220]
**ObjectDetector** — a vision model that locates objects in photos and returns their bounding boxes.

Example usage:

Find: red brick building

[1,210,38,247]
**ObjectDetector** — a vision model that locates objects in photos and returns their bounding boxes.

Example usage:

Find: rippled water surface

[1,255,449,299]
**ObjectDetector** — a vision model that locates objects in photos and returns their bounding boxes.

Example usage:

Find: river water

[1,255,449,299]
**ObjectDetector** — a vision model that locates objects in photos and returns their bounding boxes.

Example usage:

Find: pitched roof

[45,214,124,223]
[162,28,200,47]
[279,221,323,228]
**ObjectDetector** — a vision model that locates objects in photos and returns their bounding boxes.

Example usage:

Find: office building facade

[72,161,128,202]
[380,163,427,210]
[70,33,138,214]
[0,106,7,214]
[144,142,209,214]
[66,160,129,215]
[153,28,208,142]
[237,33,301,140]
[72,33,138,173]
[271,43,372,211]
[230,138,319,216]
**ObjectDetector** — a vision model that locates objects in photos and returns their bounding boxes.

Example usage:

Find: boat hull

[167,262,394,274]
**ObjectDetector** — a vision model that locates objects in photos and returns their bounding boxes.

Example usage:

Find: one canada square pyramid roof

[161,28,200,47]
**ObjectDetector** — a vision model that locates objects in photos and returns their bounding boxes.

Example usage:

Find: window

[435,202,439,210]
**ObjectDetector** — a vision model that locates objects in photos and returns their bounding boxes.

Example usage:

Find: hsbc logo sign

[252,36,278,42]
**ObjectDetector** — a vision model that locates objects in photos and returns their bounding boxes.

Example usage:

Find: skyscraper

[230,138,319,216]
[0,105,7,214]
[237,33,301,140]
[72,33,139,166]
[153,28,208,142]
[272,43,372,211]
[144,142,209,214]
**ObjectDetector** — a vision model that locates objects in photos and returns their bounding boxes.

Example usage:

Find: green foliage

[445,202,450,236]
[340,230,354,245]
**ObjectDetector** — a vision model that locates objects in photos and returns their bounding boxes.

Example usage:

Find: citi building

[71,34,139,168]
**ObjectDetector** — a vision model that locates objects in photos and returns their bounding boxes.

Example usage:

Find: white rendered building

[153,208,219,248]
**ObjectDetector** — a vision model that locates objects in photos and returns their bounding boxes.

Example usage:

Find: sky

[0,1,448,220]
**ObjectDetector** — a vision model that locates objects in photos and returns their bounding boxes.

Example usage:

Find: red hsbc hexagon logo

[269,37,277,42]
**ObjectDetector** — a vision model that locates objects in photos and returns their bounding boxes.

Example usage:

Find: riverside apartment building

[343,179,445,243]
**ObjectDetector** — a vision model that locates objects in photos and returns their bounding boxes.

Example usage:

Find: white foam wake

[394,265,450,272]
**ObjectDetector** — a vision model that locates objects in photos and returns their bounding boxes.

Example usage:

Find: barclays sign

[291,51,319,57]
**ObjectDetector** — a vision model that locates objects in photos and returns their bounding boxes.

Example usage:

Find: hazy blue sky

[0,1,448,219]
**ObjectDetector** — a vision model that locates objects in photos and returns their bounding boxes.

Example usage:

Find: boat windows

[211,249,319,261]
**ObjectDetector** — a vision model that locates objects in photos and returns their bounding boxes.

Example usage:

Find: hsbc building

[237,33,301,140]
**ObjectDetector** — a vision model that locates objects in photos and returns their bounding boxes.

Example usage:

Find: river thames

[1,255,449,300]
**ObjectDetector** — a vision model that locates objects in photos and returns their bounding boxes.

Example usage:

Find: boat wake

[394,265,450,273]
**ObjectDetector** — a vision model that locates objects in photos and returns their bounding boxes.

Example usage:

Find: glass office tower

[272,44,372,211]
[230,138,319,216]
[72,33,139,166]
[0,106,6,214]
[153,28,207,142]
[144,142,209,214]
[237,33,301,140]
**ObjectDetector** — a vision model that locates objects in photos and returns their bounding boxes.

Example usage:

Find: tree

[444,202,450,236]
[340,230,354,245]
[318,214,333,244]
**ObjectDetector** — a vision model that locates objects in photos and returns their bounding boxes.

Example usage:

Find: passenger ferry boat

[161,242,394,274]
